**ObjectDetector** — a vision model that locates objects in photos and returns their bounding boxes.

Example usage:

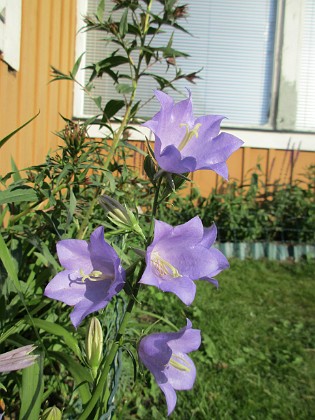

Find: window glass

[82,0,277,127]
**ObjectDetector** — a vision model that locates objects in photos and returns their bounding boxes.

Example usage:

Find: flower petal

[168,323,201,354]
[156,139,197,174]
[159,382,177,416]
[44,271,86,305]
[200,224,217,248]
[159,276,196,305]
[165,352,196,391]
[57,240,92,271]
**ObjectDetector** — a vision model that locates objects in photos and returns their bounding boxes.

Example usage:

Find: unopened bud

[85,317,103,371]
[41,406,62,420]
[99,195,145,239]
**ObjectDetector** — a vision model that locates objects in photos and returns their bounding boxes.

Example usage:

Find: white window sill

[86,124,315,152]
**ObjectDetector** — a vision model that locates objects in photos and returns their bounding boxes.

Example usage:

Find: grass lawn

[118,260,315,419]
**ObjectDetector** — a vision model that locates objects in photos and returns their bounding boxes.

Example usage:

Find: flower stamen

[79,269,112,282]
[178,123,202,151]
[169,354,191,372]
[151,252,182,279]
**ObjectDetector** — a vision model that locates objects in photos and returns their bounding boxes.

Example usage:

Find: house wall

[0,0,76,176]
[115,140,314,197]
[0,0,314,197]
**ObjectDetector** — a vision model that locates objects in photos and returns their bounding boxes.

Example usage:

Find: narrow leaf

[0,232,23,294]
[71,52,85,78]
[119,9,128,36]
[11,157,21,182]
[115,83,133,94]
[29,318,81,360]
[96,0,105,21]
[20,354,44,420]
[0,188,38,205]
[49,351,92,404]
[0,111,40,149]
[103,100,125,121]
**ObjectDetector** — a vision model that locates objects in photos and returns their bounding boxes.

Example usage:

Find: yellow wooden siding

[0,0,313,197]
[0,0,76,175]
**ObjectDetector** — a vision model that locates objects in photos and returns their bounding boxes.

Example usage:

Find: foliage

[0,0,313,418]
[157,166,315,243]
[117,259,315,419]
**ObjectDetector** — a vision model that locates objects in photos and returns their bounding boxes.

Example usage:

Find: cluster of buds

[99,195,145,239]
[63,122,87,155]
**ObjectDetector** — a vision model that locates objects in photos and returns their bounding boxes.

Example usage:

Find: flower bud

[85,317,103,371]
[41,406,62,420]
[99,195,145,239]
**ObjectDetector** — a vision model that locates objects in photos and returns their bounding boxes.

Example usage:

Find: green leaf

[96,0,105,21]
[70,52,84,78]
[0,187,38,205]
[0,232,23,294]
[103,99,125,121]
[115,83,133,94]
[0,111,40,150]
[20,354,44,420]
[123,140,147,157]
[92,96,102,110]
[49,351,92,404]
[68,188,77,223]
[144,154,156,182]
[119,9,129,36]
[11,157,21,182]
[29,318,82,360]
[103,171,116,193]
[94,55,129,72]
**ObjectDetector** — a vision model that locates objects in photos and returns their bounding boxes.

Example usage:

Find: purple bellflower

[44,226,125,328]
[139,216,228,305]
[143,90,243,179]
[138,319,201,416]
[0,345,38,373]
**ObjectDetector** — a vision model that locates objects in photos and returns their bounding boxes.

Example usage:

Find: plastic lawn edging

[215,242,315,261]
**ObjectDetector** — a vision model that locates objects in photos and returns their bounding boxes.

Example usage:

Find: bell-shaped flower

[138,319,201,416]
[44,226,125,328]
[139,216,228,305]
[0,345,38,373]
[143,90,243,179]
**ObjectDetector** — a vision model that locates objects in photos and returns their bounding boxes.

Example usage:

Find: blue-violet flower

[139,216,228,305]
[138,319,201,416]
[143,90,243,178]
[44,226,125,328]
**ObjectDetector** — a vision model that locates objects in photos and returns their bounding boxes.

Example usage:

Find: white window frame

[0,0,22,71]
[74,0,315,151]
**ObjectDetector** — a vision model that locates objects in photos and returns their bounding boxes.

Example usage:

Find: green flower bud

[85,317,103,372]
[41,406,62,420]
[99,195,145,239]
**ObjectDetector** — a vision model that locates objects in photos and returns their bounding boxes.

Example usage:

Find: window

[0,0,22,71]
[74,0,315,135]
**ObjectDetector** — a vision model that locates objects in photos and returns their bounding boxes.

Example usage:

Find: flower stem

[77,92,136,240]
[79,272,142,419]
[79,135,163,419]
[147,174,163,243]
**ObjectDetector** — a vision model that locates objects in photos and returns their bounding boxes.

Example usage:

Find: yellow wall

[104,139,314,196]
[0,0,76,175]
[0,0,313,198]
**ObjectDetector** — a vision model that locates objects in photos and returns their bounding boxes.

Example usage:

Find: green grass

[117,260,315,419]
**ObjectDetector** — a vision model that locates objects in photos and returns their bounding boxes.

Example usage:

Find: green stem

[79,153,163,419]
[9,183,68,225]
[147,174,163,243]
[79,276,142,420]
[77,90,138,240]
